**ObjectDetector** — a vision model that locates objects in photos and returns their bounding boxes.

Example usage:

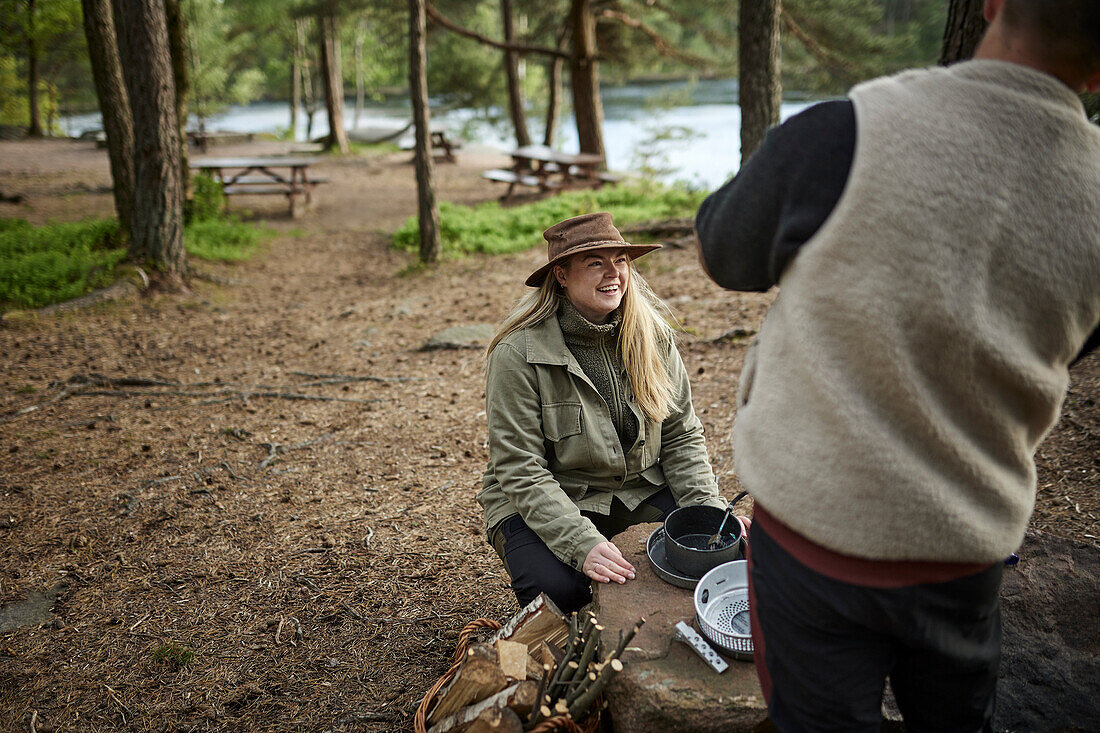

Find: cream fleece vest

[734,61,1100,562]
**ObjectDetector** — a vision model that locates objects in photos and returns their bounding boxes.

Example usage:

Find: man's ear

[983,0,1004,22]
[1085,70,1100,94]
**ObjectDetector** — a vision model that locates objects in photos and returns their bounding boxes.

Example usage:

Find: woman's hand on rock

[583,541,635,584]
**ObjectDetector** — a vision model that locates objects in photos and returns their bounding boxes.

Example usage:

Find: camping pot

[663,504,744,578]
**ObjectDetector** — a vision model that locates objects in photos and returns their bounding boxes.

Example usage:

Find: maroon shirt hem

[753,504,993,588]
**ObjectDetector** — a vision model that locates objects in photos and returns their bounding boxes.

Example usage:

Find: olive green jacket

[478,314,723,571]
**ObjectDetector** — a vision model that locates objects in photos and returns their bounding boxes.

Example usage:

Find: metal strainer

[693,560,754,661]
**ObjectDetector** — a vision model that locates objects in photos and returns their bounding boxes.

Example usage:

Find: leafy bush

[0,218,126,310]
[187,173,226,223]
[392,185,706,257]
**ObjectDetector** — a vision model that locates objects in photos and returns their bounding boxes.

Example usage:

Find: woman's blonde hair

[487,260,676,422]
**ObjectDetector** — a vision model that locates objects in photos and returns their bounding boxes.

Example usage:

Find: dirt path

[1,139,1096,732]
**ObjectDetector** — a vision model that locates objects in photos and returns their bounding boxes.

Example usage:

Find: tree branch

[781,10,857,86]
[597,8,715,72]
[425,2,570,59]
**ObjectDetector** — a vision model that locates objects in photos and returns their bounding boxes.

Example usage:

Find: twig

[128,613,150,632]
[290,370,423,384]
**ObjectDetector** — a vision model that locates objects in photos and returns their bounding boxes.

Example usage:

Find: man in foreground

[695,0,1100,730]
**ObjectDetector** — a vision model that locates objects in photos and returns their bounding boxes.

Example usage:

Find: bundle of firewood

[417,594,644,733]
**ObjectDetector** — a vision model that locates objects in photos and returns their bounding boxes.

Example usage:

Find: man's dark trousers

[748,518,1002,733]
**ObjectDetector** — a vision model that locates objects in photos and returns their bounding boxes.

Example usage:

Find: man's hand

[583,541,635,584]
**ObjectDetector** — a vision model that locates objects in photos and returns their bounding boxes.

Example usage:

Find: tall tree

[113,0,186,279]
[80,0,135,239]
[543,23,569,147]
[409,0,440,263]
[318,6,348,153]
[569,0,604,158]
[25,0,44,136]
[164,0,189,199]
[739,0,781,160]
[501,0,530,148]
[940,0,986,64]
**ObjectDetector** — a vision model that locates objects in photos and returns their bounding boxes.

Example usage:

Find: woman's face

[554,248,630,324]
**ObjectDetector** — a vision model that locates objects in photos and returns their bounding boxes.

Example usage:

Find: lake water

[63,78,823,191]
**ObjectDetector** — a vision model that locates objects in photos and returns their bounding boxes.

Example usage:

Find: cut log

[428,643,508,724]
[539,640,563,667]
[465,705,523,733]
[427,681,538,733]
[525,652,544,681]
[494,639,529,681]
[488,593,569,654]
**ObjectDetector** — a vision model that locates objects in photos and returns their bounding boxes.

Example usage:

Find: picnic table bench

[399,125,462,163]
[190,156,325,218]
[482,145,621,200]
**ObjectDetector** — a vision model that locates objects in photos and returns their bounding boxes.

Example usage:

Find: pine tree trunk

[940,0,987,64]
[319,10,349,153]
[408,0,440,264]
[164,0,190,201]
[81,0,135,240]
[569,0,604,159]
[292,18,306,140]
[543,24,568,147]
[354,18,366,130]
[113,0,186,279]
[26,0,45,137]
[501,0,531,148]
[738,0,781,161]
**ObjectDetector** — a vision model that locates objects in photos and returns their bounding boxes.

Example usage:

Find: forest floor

[0,138,1096,733]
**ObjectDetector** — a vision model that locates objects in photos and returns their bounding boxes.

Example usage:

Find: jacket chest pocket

[542,402,591,469]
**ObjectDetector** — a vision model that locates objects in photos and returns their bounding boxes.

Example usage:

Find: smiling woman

[477,212,726,613]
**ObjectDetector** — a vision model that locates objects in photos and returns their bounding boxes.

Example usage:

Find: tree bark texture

[81,0,136,239]
[319,10,349,153]
[26,0,44,137]
[113,0,186,277]
[409,0,441,263]
[738,0,781,162]
[543,24,569,147]
[569,0,604,159]
[164,0,190,199]
[501,0,531,148]
[940,0,987,65]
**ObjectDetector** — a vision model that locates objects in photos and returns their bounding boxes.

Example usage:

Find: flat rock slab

[596,525,1099,733]
[421,324,495,350]
[594,523,767,733]
[0,580,69,633]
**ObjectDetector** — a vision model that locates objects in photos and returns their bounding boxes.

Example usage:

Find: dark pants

[490,487,677,613]
[748,517,1002,733]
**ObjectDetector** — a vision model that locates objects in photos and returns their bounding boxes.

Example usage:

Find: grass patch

[151,642,194,668]
[185,218,270,262]
[1,177,272,311]
[0,218,127,310]
[392,184,706,257]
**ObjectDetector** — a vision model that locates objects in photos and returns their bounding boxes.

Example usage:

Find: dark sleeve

[695,100,856,291]
[1072,325,1099,366]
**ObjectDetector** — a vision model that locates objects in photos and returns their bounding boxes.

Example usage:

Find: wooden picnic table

[189,156,327,217]
[482,145,621,200]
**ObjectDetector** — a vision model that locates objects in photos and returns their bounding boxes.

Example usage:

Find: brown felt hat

[525,212,662,287]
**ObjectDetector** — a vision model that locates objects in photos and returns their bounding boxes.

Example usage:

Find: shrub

[187,174,226,223]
